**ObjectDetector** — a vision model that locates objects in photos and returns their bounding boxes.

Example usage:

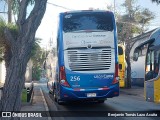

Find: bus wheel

[98,100,105,103]
[49,91,52,94]
[57,99,65,105]
[53,88,57,102]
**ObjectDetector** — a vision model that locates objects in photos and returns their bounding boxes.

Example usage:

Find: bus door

[145,46,160,103]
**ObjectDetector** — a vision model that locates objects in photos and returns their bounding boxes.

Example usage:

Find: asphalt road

[36,80,160,120]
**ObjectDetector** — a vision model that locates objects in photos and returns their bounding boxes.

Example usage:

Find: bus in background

[50,10,119,104]
[118,44,126,88]
[133,28,160,103]
[130,30,154,87]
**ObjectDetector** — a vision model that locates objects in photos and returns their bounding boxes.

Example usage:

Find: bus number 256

[70,76,80,81]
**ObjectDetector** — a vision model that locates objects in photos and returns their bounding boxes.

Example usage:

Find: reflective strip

[74,88,85,91]
[98,87,109,90]
[74,88,109,91]
[80,89,85,91]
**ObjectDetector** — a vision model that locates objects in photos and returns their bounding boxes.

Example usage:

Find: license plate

[87,93,97,97]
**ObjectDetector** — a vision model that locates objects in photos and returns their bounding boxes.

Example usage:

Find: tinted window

[119,64,122,70]
[118,46,123,55]
[63,12,113,32]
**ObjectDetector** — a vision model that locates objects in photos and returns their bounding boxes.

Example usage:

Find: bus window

[145,49,160,80]
[119,64,122,70]
[63,12,113,32]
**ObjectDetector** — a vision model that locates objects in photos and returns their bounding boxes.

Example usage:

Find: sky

[35,0,113,48]
[35,0,160,48]
[0,0,160,48]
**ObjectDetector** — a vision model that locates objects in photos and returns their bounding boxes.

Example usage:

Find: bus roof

[60,10,113,14]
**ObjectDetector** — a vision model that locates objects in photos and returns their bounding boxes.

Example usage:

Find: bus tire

[49,91,52,94]
[57,99,65,105]
[53,88,57,102]
[98,100,105,103]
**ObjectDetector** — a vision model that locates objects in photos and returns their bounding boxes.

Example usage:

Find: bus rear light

[114,92,118,95]
[102,87,109,90]
[64,94,68,97]
[60,66,70,87]
[74,88,80,91]
[112,63,119,84]
[60,79,70,87]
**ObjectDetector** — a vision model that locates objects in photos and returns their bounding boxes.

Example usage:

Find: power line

[0,12,7,13]
[47,2,75,11]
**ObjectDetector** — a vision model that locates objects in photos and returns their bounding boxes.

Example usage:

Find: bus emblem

[87,44,92,49]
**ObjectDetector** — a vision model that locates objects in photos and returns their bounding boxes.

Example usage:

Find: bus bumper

[59,83,119,101]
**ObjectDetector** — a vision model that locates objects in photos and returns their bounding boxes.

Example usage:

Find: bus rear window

[63,12,113,32]
[118,46,123,55]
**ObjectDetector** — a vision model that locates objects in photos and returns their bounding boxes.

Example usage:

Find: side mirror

[133,52,139,61]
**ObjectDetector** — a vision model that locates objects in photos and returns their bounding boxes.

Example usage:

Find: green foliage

[31,39,47,80]
[0,18,6,43]
[12,0,35,15]
[117,0,155,43]
[151,0,160,4]
[21,89,27,102]
[0,17,18,42]
[0,17,18,62]
[32,66,41,81]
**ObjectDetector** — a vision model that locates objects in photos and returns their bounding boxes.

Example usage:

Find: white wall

[0,61,6,84]
[0,59,33,84]
[25,59,33,82]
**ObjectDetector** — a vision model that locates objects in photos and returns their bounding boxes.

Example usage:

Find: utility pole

[7,0,12,23]
[114,0,115,14]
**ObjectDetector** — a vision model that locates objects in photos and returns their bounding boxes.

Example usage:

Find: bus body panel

[154,78,160,103]
[59,83,119,101]
[145,28,160,103]
[118,44,126,87]
[145,81,154,102]
[65,68,114,88]
[55,10,119,102]
[135,28,160,103]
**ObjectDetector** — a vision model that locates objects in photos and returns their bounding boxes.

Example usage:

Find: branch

[17,0,28,28]
[24,0,47,42]
[26,0,47,29]
[17,0,21,5]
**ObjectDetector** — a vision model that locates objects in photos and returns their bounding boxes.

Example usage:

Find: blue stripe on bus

[112,13,118,64]
[59,13,64,67]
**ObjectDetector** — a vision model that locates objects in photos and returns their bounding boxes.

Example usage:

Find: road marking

[40,88,52,120]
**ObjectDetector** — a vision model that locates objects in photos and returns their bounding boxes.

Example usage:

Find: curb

[40,88,52,120]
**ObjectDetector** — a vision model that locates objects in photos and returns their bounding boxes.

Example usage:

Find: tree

[31,39,47,81]
[117,0,154,88]
[151,0,160,4]
[0,0,47,116]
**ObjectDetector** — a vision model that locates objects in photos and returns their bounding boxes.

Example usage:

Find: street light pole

[114,0,115,14]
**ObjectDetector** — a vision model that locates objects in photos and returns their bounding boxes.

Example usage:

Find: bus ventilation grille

[67,48,112,71]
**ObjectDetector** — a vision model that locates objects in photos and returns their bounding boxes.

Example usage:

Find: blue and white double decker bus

[50,10,119,104]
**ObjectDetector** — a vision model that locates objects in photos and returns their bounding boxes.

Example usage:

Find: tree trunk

[125,44,132,88]
[0,40,32,120]
[0,0,47,119]
[8,0,12,23]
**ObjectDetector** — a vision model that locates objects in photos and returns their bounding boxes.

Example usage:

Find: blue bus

[49,10,119,104]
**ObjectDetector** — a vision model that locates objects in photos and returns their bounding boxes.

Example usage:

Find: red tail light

[60,66,70,87]
[112,63,119,84]
[122,70,124,78]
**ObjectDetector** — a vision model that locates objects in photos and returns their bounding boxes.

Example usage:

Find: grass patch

[21,89,27,102]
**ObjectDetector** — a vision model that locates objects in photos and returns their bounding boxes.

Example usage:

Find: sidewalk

[120,86,144,98]
[0,83,4,100]
[21,85,51,120]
